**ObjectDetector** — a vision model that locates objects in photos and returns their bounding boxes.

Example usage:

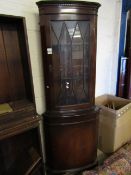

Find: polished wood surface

[0,15,44,175]
[38,15,98,111]
[0,26,10,103]
[0,127,43,175]
[0,16,36,136]
[44,108,99,173]
[0,16,34,105]
[37,1,100,174]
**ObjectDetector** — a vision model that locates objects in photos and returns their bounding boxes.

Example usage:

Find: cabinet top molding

[36,0,101,8]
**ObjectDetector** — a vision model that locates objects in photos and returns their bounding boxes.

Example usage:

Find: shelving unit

[0,15,44,175]
[0,127,43,175]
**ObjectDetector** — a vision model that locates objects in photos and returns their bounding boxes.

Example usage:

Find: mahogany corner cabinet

[36,1,101,174]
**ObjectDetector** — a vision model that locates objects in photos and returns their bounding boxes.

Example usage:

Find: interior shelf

[7,147,42,175]
[0,127,43,175]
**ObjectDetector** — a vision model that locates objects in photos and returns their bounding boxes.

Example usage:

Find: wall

[96,0,122,96]
[0,0,122,114]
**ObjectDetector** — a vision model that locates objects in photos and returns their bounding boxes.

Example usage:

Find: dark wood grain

[36,1,100,16]
[0,127,43,175]
[0,26,10,103]
[0,15,34,105]
[0,16,36,132]
[2,23,26,101]
[0,15,44,175]
[37,1,100,174]
[44,108,99,173]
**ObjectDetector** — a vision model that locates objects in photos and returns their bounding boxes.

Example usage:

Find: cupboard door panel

[44,18,93,109]
[50,21,91,106]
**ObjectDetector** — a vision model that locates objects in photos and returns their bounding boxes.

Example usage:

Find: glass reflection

[51,21,90,106]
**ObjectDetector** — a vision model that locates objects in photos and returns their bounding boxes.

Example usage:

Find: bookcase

[0,15,44,175]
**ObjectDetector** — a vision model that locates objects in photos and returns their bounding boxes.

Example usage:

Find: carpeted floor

[62,141,131,175]
[82,141,131,175]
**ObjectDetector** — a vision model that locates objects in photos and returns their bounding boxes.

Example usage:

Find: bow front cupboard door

[37,1,100,174]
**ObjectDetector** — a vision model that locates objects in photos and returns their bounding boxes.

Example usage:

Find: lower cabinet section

[0,127,44,175]
[44,108,99,174]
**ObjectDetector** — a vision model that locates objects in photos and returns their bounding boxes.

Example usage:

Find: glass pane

[79,21,89,39]
[50,21,90,106]
[50,26,61,105]
[58,23,75,105]
[83,23,90,96]
[65,21,77,38]
[51,21,63,40]
[72,23,87,103]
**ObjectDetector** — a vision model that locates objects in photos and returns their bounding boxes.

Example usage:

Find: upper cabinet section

[0,16,35,115]
[37,1,100,110]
